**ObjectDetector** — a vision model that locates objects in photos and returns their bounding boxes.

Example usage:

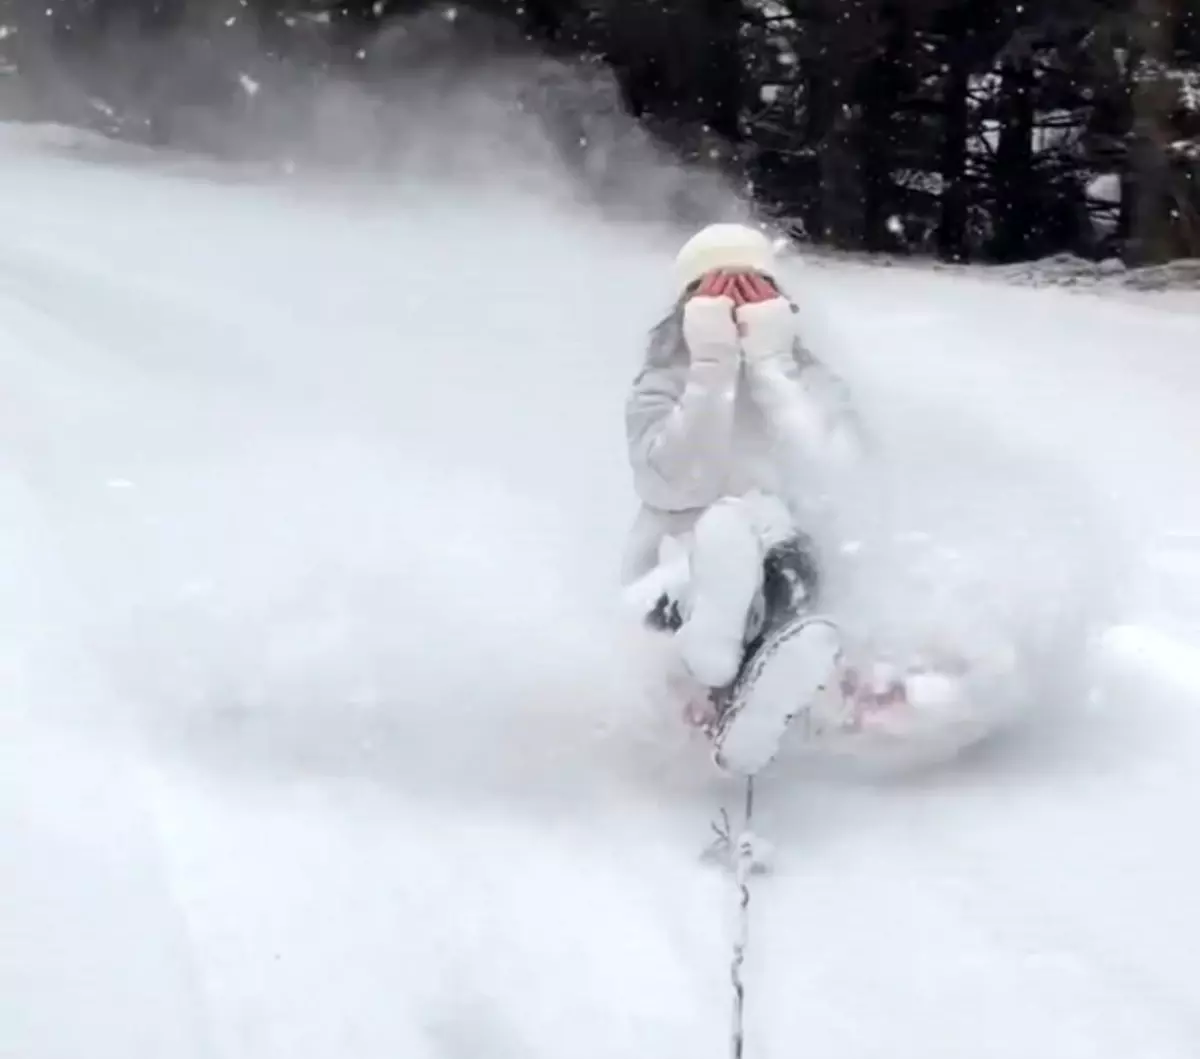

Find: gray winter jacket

[621,292,861,584]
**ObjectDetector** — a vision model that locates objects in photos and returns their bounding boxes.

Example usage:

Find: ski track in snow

[2,124,1200,1058]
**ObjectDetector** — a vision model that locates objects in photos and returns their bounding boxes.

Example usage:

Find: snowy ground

[2,120,1200,1059]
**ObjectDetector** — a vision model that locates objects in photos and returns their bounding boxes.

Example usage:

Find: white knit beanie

[673,223,777,296]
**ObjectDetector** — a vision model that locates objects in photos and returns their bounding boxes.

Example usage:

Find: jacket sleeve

[625,298,742,512]
[737,298,866,472]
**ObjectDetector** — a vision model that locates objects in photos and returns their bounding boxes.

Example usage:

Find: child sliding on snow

[622,223,908,774]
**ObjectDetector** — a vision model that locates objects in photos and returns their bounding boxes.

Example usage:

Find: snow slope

[2,120,1200,1059]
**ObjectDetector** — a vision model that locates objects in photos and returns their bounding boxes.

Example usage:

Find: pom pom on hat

[673,223,778,296]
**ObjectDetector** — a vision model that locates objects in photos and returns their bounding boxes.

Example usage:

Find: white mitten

[735,297,797,367]
[682,295,740,370]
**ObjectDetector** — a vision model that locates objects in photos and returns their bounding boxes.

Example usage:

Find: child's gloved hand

[726,272,795,364]
[682,270,740,366]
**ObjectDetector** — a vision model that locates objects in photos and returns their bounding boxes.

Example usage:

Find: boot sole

[712,617,842,776]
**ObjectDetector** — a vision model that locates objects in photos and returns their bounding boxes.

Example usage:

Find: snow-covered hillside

[2,120,1200,1059]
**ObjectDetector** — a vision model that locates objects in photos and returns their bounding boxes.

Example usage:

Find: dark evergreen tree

[1,0,1195,263]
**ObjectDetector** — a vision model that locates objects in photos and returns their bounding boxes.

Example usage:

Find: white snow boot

[676,499,765,688]
[711,615,843,775]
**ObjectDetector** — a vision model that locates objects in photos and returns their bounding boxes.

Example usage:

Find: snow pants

[626,492,821,690]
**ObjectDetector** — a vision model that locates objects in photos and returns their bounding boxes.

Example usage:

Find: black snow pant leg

[760,532,821,622]
[642,531,820,640]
